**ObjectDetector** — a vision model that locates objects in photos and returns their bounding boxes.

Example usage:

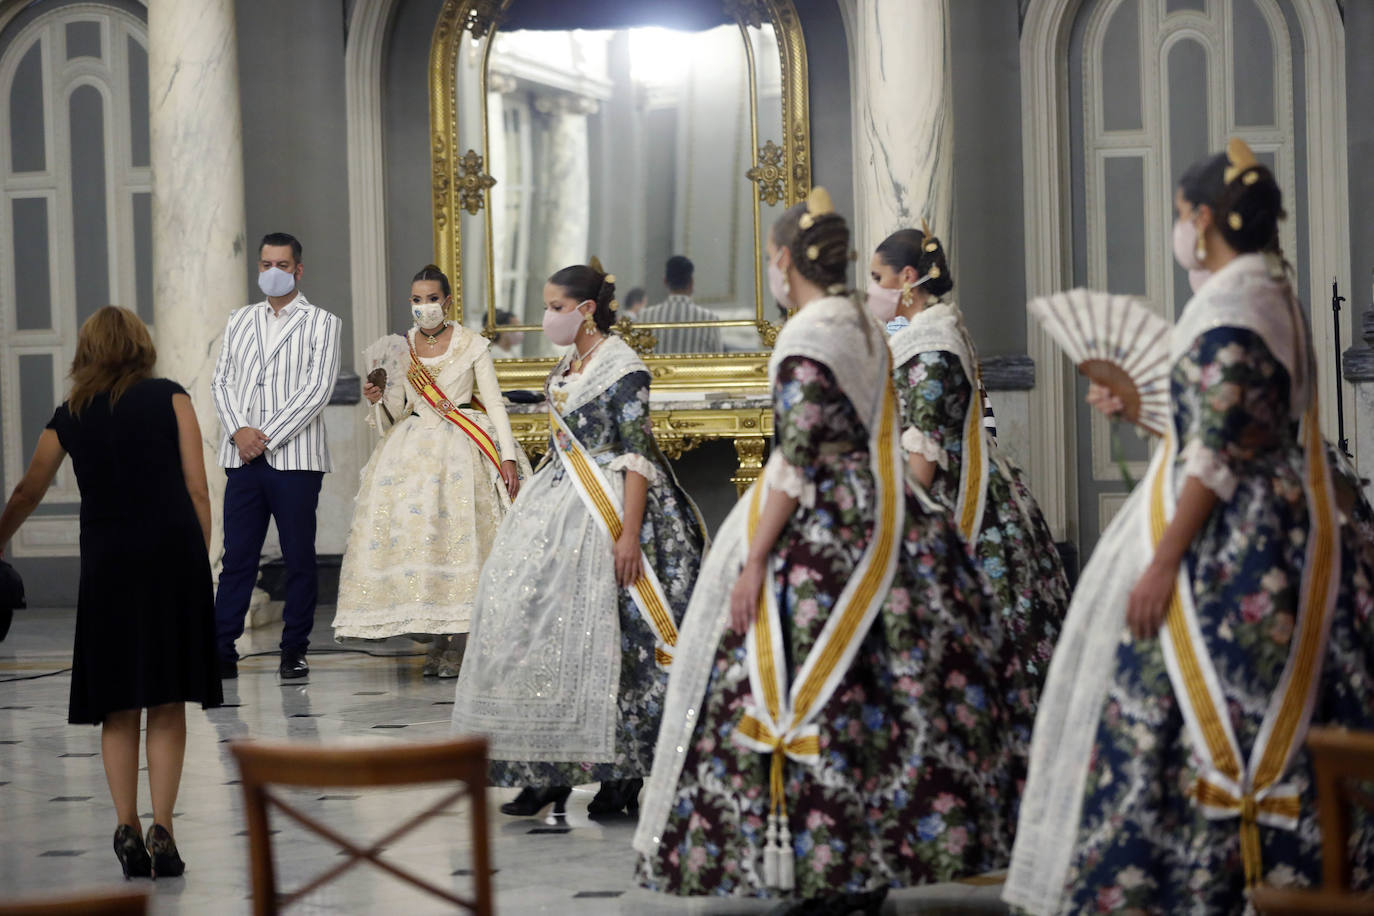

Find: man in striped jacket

[210,232,341,681]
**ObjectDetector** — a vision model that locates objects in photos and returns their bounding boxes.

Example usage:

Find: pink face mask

[542,302,589,346]
[866,280,902,322]
[1172,218,1203,271]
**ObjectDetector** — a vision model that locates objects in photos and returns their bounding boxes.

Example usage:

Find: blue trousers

[214,458,324,660]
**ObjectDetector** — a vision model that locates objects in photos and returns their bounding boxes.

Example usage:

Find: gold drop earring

[582,311,598,335]
[1194,222,1207,263]
[900,282,915,309]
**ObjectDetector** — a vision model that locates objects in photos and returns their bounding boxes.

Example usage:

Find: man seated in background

[638,255,722,354]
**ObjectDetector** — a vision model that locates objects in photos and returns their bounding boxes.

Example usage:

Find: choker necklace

[570,334,606,373]
[419,324,446,346]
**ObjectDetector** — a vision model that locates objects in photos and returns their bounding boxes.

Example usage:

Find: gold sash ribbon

[548,405,678,669]
[406,340,501,472]
[953,367,990,542]
[733,376,905,890]
[1151,402,1339,887]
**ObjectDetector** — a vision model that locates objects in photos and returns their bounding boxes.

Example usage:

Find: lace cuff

[901,427,949,470]
[763,450,816,508]
[608,452,664,486]
[1180,439,1238,501]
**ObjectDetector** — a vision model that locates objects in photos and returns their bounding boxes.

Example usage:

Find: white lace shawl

[547,335,647,416]
[634,294,890,857]
[888,302,979,471]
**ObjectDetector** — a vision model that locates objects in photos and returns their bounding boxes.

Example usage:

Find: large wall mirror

[429,0,810,393]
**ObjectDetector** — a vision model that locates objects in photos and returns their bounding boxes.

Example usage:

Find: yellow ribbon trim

[549,408,679,660]
[739,377,901,822]
[1152,403,1337,888]
[956,370,986,541]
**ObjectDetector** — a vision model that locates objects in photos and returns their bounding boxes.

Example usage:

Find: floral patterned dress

[1046,326,1374,913]
[638,354,1015,898]
[894,349,1070,795]
[454,339,706,787]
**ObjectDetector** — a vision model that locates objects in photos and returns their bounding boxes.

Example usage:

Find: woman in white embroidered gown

[451,261,706,819]
[333,265,526,677]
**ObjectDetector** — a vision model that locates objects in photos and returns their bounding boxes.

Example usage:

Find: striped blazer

[211,293,341,471]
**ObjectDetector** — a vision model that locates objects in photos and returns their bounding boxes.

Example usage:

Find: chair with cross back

[230,737,493,916]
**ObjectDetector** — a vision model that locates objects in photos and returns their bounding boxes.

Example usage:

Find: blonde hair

[68,306,156,416]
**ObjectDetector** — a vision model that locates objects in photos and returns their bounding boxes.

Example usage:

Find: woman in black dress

[0,306,222,879]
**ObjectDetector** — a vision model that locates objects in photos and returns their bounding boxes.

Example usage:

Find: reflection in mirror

[454,22,783,359]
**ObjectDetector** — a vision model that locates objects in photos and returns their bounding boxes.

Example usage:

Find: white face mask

[411,302,446,329]
[258,266,296,298]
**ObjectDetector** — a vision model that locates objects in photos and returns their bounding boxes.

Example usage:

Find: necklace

[419,324,447,346]
[570,334,606,373]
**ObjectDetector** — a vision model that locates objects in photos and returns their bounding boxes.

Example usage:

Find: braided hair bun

[874,223,953,298]
[1178,139,1285,256]
[771,188,852,293]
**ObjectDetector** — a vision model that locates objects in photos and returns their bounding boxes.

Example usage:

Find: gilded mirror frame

[428,0,810,393]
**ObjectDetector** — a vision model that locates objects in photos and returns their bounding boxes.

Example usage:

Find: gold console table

[506,393,773,495]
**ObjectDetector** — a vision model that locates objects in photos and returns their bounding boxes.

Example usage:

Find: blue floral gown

[1046,326,1374,913]
[453,339,706,787]
[638,354,1015,898]
[893,348,1070,797]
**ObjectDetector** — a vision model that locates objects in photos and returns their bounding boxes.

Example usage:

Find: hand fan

[362,334,409,389]
[1028,289,1172,436]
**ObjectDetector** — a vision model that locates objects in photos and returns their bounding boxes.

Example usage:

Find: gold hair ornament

[799,213,815,230]
[805,186,834,217]
[1223,137,1260,185]
[920,216,940,252]
[609,299,619,312]
[806,245,820,261]
[605,274,616,284]
[1228,212,1243,230]
[588,255,606,273]
[927,266,942,279]
[1242,171,1259,186]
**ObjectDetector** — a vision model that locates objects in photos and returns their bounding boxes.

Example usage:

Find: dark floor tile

[318,795,360,800]
[431,700,454,706]
[451,868,500,876]
[572,891,622,898]
[235,829,281,836]
[139,812,181,819]
[371,724,407,729]
[527,827,572,835]
[224,779,241,786]
[51,796,92,802]
[0,705,32,710]
[58,752,98,758]
[39,850,85,857]
[0,740,22,745]
[353,691,385,696]
[289,713,323,718]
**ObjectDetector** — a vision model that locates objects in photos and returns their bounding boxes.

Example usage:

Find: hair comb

[1223,137,1260,185]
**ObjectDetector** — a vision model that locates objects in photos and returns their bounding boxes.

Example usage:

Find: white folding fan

[1028,289,1173,436]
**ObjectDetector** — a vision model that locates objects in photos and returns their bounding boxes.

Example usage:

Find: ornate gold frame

[428,0,810,393]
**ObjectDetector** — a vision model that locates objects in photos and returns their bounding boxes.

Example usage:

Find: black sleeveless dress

[46,378,222,724]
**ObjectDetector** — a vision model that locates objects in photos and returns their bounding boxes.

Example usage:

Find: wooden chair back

[1252,726,1374,914]
[230,737,492,916]
[0,889,149,915]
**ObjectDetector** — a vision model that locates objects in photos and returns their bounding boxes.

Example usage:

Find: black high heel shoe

[145,823,185,878]
[113,825,151,879]
[586,778,643,819]
[499,785,571,818]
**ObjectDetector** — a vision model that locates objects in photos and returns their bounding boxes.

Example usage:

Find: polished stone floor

[0,607,1007,914]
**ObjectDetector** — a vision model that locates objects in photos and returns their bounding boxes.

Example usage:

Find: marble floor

[0,607,1007,915]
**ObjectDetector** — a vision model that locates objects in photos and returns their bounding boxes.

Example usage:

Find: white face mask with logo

[258,266,296,298]
[411,302,447,329]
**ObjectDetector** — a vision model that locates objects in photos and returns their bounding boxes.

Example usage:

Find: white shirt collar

[262,292,307,318]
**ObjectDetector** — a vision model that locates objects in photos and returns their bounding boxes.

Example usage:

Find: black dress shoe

[587,777,643,819]
[278,650,308,679]
[499,785,571,817]
[145,823,185,878]
[113,824,151,879]
[218,657,237,680]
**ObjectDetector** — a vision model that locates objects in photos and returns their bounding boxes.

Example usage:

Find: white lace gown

[333,327,526,639]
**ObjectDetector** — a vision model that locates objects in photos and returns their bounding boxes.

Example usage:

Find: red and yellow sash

[548,404,678,669]
[406,339,502,472]
[733,375,905,890]
[1152,402,1339,887]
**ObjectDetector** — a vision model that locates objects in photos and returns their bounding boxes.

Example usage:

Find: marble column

[842,0,955,263]
[537,95,597,275]
[148,0,247,572]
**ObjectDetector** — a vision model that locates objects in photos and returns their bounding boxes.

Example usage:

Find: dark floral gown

[1050,327,1374,913]
[638,355,1015,898]
[465,360,706,787]
[894,349,1070,797]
